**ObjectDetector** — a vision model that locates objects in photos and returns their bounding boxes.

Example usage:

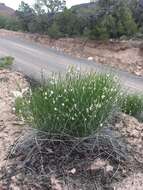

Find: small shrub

[0,56,14,69]
[121,94,143,118]
[15,72,120,137]
[0,15,21,31]
[48,22,62,39]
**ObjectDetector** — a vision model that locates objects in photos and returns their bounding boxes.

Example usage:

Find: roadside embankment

[0,29,143,77]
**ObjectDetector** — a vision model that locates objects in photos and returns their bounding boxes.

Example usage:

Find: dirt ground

[0,69,143,189]
[0,69,28,169]
[0,29,143,77]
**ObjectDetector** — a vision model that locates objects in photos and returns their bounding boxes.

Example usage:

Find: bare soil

[0,69,28,183]
[0,69,142,189]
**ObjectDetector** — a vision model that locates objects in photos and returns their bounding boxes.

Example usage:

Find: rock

[141,133,143,137]
[134,71,142,76]
[0,76,9,82]
[88,158,107,171]
[87,57,93,61]
[69,168,76,174]
[130,129,140,138]
[105,165,114,172]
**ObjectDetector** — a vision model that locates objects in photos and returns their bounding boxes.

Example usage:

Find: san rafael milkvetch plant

[15,72,121,137]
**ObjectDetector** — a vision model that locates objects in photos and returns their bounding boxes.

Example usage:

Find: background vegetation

[0,56,14,69]
[0,0,143,40]
[121,94,143,121]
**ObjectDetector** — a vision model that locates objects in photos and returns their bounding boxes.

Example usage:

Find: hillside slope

[0,3,15,17]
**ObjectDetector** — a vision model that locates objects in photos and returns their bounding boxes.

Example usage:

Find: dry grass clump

[1,129,126,190]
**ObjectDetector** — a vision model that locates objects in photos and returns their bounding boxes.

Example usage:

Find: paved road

[0,36,143,93]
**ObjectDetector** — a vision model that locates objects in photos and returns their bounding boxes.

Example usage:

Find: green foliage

[0,56,14,69]
[135,0,143,28]
[91,0,138,39]
[115,3,137,37]
[90,20,109,40]
[16,1,35,31]
[0,16,7,28]
[15,72,120,137]
[121,94,143,118]
[2,0,141,40]
[54,8,86,37]
[0,15,21,31]
[48,22,62,38]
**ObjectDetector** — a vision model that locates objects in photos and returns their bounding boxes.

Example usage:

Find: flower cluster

[15,72,121,137]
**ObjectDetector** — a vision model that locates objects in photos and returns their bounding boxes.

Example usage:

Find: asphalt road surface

[0,36,143,93]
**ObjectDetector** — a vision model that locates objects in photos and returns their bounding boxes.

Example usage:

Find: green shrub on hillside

[0,56,14,69]
[121,94,143,119]
[13,0,140,40]
[15,72,120,137]
[0,15,21,31]
[48,22,62,39]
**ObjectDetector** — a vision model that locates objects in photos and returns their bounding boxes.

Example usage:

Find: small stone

[69,168,76,174]
[130,129,140,138]
[88,57,94,61]
[134,71,142,76]
[105,165,114,172]
[135,125,143,131]
[89,159,107,171]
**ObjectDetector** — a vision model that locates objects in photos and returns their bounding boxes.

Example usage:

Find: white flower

[97,104,101,108]
[50,91,54,95]
[64,89,67,93]
[101,95,105,99]
[12,91,23,98]
[21,87,29,94]
[76,66,81,72]
[44,92,48,96]
[74,104,77,108]
[86,108,89,113]
[62,103,65,106]
[45,96,48,100]
[89,105,93,110]
[54,108,57,111]
[12,107,16,112]
[100,123,103,127]
[114,76,119,82]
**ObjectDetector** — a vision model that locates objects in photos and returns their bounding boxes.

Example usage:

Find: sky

[0,0,90,10]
